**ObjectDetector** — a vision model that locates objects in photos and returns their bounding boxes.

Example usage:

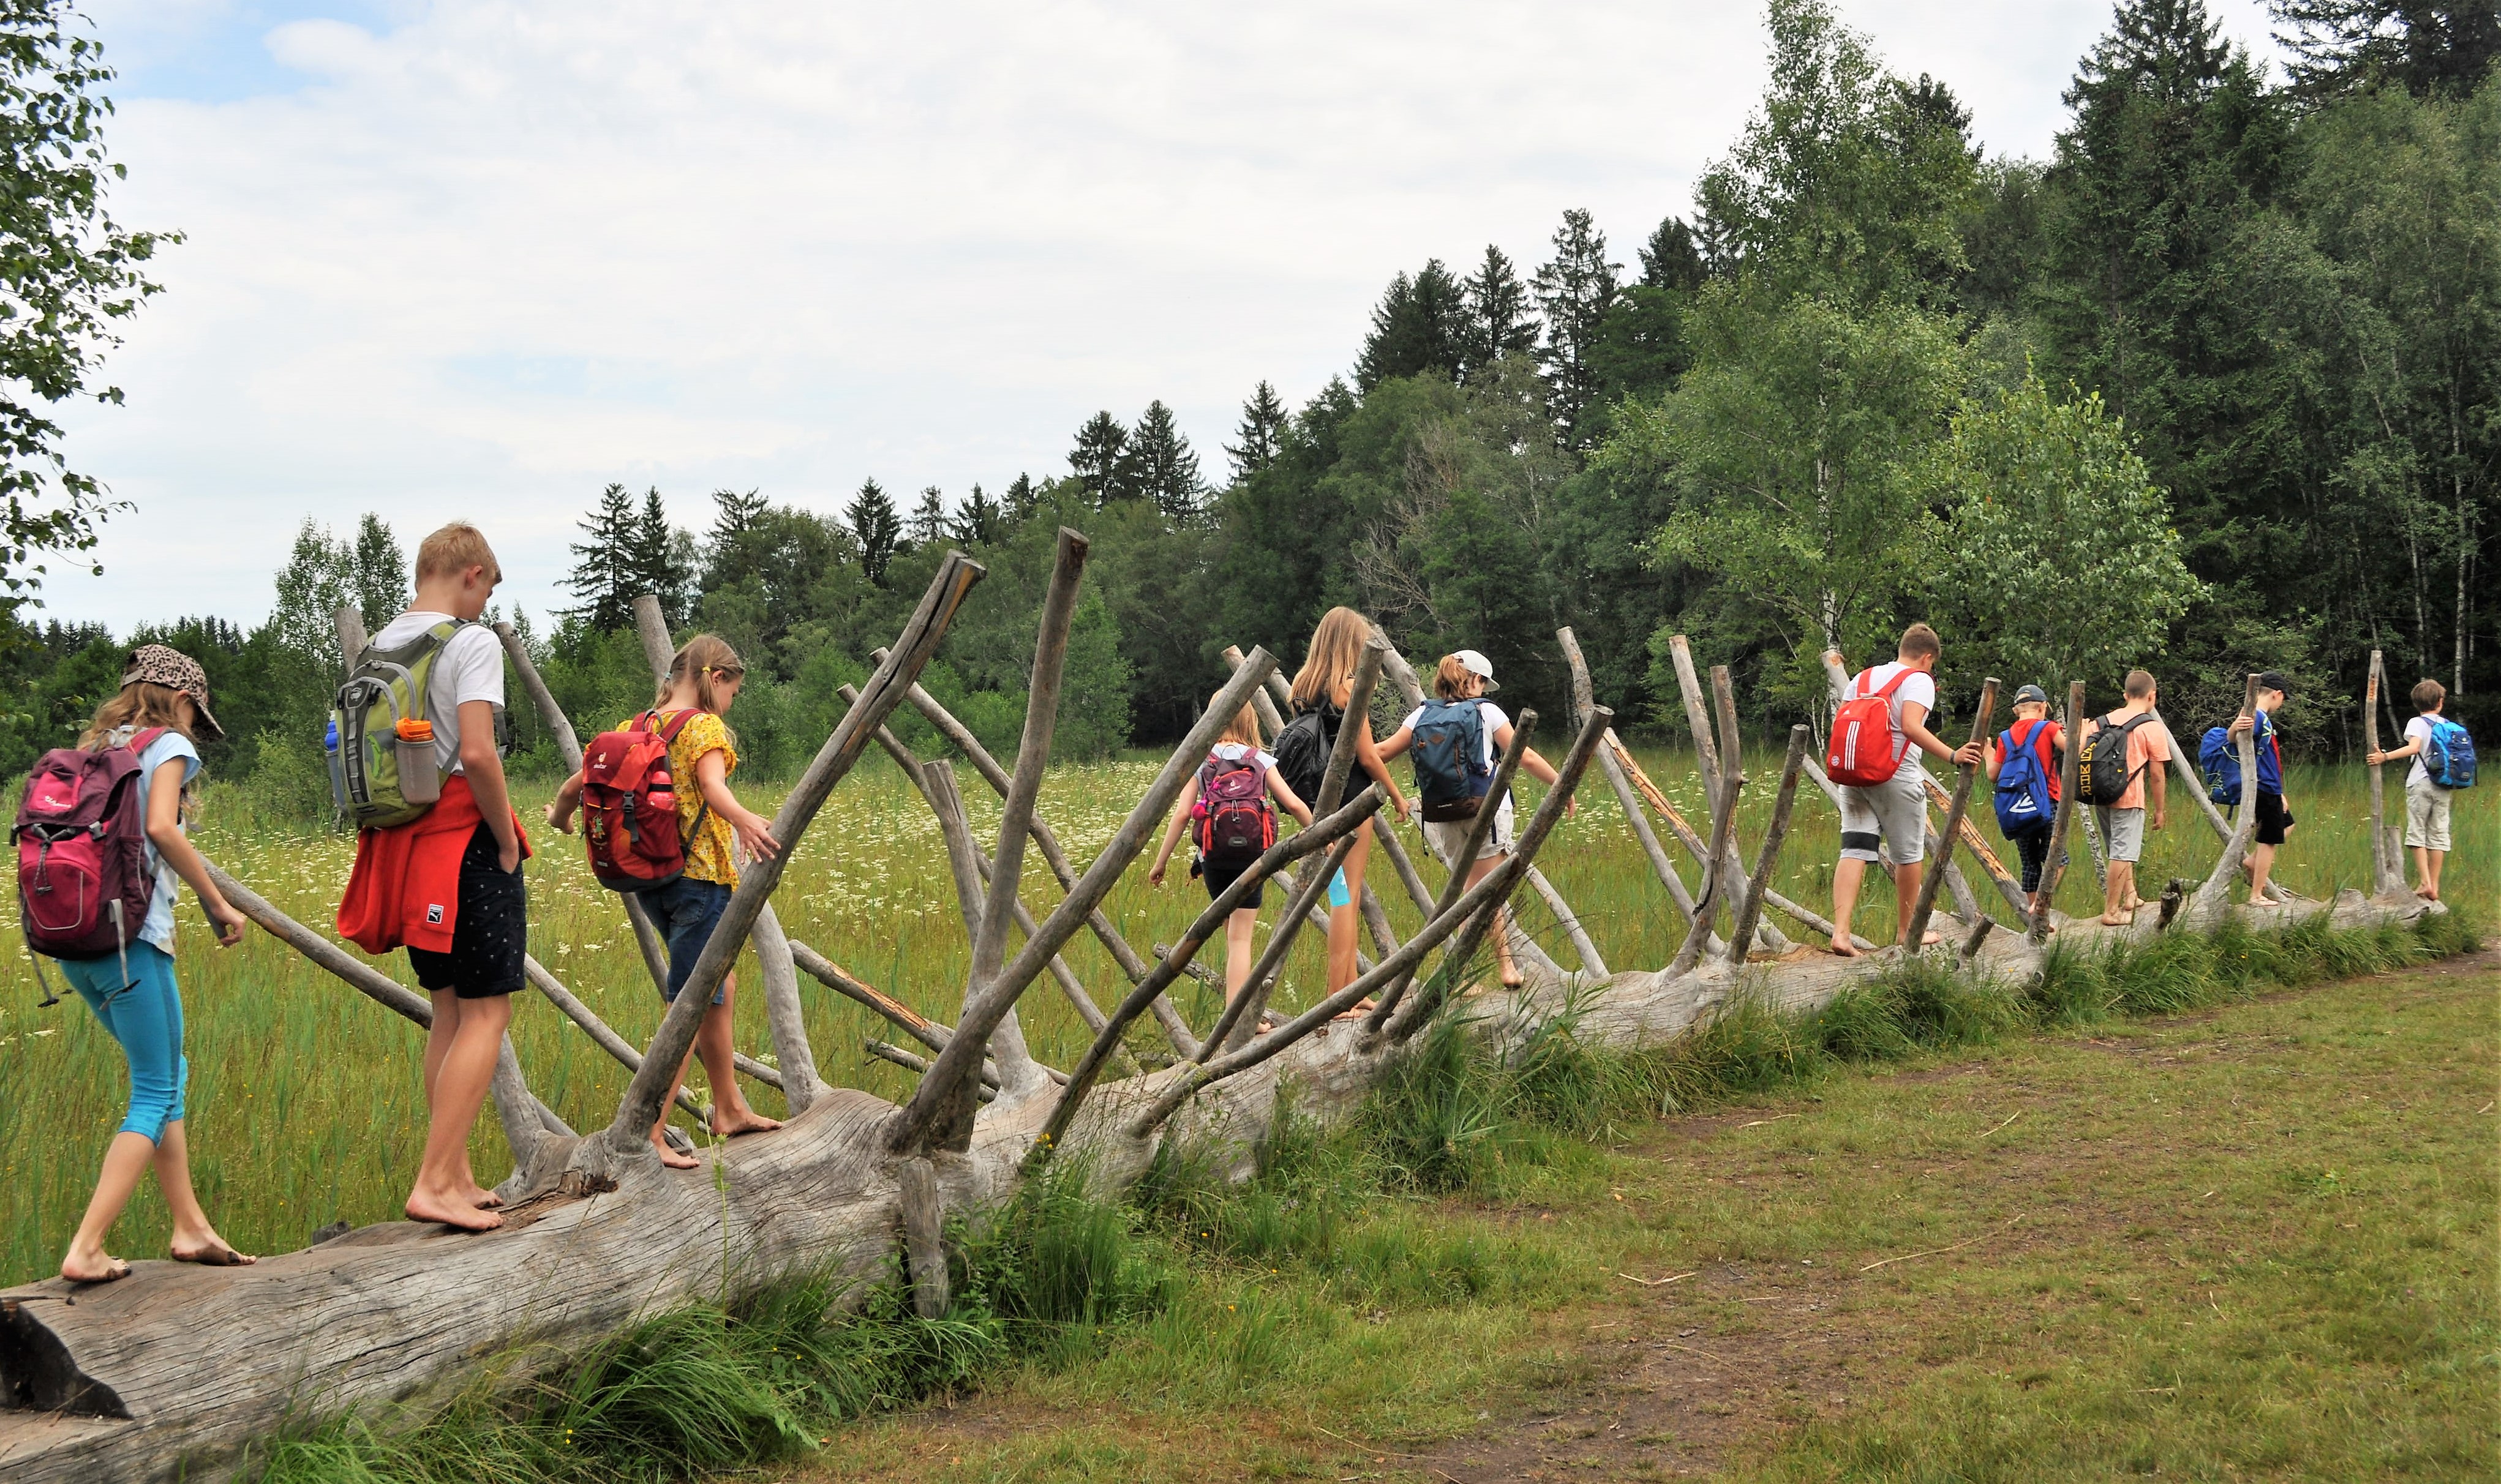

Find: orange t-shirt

[2086,711,2173,811]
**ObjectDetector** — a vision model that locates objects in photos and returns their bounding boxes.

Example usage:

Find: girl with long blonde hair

[1284,607,1410,1001]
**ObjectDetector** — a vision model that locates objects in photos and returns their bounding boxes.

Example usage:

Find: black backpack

[1273,702,1339,808]
[2078,711,2156,807]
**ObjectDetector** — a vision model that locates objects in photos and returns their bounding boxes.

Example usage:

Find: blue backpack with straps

[2423,718,2477,789]
[2199,725,2242,806]
[1992,721,2056,834]
[1410,699,1494,822]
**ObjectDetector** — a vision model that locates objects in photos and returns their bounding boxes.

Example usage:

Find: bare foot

[1331,997,1379,1021]
[169,1233,256,1267]
[406,1190,505,1231]
[1829,937,1864,958]
[709,1109,783,1139]
[1499,967,1527,989]
[61,1251,131,1284]
[649,1132,701,1169]
[2098,913,2131,926]
[1918,931,1944,947]
[463,1184,505,1210]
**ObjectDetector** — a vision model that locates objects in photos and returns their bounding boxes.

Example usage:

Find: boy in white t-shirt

[1831,623,1984,956]
[1151,695,1313,1020]
[2367,676,2456,902]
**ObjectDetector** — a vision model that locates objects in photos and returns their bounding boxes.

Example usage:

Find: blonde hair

[1213,691,1261,748]
[1290,607,1372,713]
[658,633,746,715]
[80,682,196,751]
[1432,655,1483,701]
[415,522,501,585]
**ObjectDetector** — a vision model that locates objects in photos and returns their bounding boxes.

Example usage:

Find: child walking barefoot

[1281,607,1410,1001]
[49,647,255,1281]
[549,634,783,1167]
[1148,694,1313,1025]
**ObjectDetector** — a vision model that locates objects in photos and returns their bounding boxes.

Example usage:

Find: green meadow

[1,743,2485,1289]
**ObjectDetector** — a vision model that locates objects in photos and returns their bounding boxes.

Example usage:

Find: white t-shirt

[2404,716,2439,789]
[367,612,505,774]
[1852,662,1938,766]
[125,728,200,952]
[1398,699,1512,773]
[1208,742,1277,771]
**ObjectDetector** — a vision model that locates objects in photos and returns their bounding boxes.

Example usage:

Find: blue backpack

[1992,721,2056,834]
[2199,725,2243,806]
[2423,718,2477,789]
[1410,699,1493,822]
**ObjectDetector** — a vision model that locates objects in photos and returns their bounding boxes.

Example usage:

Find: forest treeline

[1,0,2492,800]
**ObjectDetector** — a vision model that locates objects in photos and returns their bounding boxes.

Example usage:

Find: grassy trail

[782,948,2499,1483]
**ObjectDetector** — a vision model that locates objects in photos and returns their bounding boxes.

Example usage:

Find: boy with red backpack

[1827,624,1984,956]
[547,634,784,1168]
[18,646,255,1282]
[1149,693,1314,1019]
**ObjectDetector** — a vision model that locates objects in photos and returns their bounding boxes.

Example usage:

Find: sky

[44,0,2290,631]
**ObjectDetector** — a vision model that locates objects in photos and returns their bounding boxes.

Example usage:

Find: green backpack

[331,620,505,830]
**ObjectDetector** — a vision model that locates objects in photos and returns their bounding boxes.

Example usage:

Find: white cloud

[48,0,2285,628]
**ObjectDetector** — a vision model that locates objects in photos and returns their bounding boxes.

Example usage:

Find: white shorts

[1838,766,1928,866]
[2095,806,2146,864]
[2405,781,2453,852]
[1424,798,1515,868]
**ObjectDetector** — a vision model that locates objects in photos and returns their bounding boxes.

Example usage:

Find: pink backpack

[15,727,167,1000]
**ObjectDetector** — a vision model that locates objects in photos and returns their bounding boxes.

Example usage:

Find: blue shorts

[647,876,734,1004]
[1328,868,1351,909]
[58,940,186,1142]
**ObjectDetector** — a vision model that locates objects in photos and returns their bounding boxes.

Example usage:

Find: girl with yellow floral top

[548,634,784,1167]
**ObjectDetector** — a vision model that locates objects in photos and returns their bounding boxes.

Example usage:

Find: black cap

[2255,670,2290,695]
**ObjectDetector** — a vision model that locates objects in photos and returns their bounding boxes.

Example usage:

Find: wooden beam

[1366,712,1536,1029]
[1724,725,1810,967]
[2185,675,2265,926]
[1901,678,1997,954]
[2030,682,2088,945]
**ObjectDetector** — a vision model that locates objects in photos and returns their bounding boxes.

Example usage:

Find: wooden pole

[887,646,1278,1156]
[2030,681,2087,944]
[881,651,1200,1059]
[2185,675,2265,926]
[1365,713,1536,1030]
[521,956,711,1120]
[598,551,983,1169]
[784,938,1006,1089]
[1667,676,1743,977]
[1921,776,2032,916]
[1901,679,1997,954]
[1724,725,1810,967]
[1558,627,1701,924]
[1200,830,1366,1057]
[1671,638,1772,932]
[923,760,1048,1094]
[2364,649,2394,894]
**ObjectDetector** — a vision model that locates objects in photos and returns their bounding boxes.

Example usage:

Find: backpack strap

[648,709,714,856]
[122,726,169,757]
[1857,667,1916,702]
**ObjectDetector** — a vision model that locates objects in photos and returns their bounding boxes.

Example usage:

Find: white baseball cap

[1454,649,1500,692]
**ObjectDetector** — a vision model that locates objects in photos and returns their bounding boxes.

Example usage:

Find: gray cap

[2012,684,2050,706]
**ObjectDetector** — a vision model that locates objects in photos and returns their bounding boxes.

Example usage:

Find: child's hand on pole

[734,809,782,861]
[207,898,246,948]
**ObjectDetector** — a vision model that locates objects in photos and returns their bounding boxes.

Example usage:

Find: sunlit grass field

[0,745,2486,1287]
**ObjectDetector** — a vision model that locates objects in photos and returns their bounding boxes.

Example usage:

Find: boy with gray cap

[1985,683,2065,918]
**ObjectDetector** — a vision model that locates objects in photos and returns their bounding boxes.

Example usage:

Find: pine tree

[625,487,693,623]
[1130,400,1205,521]
[1225,381,1289,481]
[1462,245,1540,378]
[1004,473,1039,522]
[2273,0,2501,99]
[1070,411,1134,504]
[845,478,902,586]
[1637,216,1709,291]
[348,514,406,631]
[1356,260,1470,388]
[957,482,1002,545]
[1530,208,1623,444]
[908,485,950,547]
[563,482,641,631]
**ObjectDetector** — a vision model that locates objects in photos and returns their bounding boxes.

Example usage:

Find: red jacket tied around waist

[336,774,530,955]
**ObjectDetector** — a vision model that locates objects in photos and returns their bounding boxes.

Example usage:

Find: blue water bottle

[324,717,348,818]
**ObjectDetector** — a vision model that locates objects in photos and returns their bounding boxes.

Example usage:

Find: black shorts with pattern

[408,823,529,999]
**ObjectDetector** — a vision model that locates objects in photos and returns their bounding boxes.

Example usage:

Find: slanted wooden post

[1902,679,1997,954]
[2030,681,2088,943]
[1668,670,1743,977]
[1724,725,1810,967]
[1366,714,1535,1028]
[2185,675,2265,926]
[2364,649,2396,895]
[1557,626,1702,926]
[923,759,1049,1094]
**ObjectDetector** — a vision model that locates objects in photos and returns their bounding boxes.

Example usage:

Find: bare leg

[61,1131,154,1282]
[1463,854,1519,986]
[1894,861,1939,946]
[2102,860,2135,926]
[701,975,781,1137]
[1223,907,1258,1021]
[408,991,511,1230]
[2244,842,2277,904]
[649,1032,704,1169]
[151,1120,253,1264]
[1830,856,1868,955]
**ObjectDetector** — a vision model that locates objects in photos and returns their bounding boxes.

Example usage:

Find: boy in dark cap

[2227,671,2293,901]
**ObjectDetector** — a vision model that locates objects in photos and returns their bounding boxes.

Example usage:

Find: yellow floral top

[651,708,740,886]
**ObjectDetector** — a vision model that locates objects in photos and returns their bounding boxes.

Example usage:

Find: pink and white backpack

[14,727,167,1000]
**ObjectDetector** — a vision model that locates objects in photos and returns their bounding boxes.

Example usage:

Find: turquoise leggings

[58,940,187,1143]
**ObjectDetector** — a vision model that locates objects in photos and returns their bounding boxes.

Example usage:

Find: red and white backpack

[1192,751,1276,865]
[1827,669,1914,787]
[580,711,709,893]
[15,727,170,1001]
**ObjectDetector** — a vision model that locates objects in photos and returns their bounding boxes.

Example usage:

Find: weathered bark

[897,1158,949,1319]
[2185,676,2265,929]
[1667,677,1741,978]
[1724,726,1809,966]
[922,761,1048,1096]
[1902,680,1998,954]
[2364,650,2395,894]
[2031,683,2088,945]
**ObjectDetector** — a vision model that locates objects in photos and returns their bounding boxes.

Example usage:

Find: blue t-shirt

[126,728,201,951]
[2253,709,2284,795]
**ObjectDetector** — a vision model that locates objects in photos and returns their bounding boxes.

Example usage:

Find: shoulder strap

[122,726,170,756]
[1859,667,1914,702]
[653,708,706,746]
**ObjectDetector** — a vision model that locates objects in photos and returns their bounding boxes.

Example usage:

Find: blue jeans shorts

[647,876,734,1004]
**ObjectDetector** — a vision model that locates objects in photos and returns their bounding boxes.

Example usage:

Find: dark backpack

[2199,724,2243,806]
[1411,699,1494,822]
[2078,711,2156,807]
[580,710,709,893]
[1991,719,2057,834]
[2423,718,2477,789]
[15,727,170,1003]
[1192,752,1276,864]
[1273,702,1338,809]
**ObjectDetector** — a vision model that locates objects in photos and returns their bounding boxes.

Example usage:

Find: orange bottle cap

[397,718,435,740]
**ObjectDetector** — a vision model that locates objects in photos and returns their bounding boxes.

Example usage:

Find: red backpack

[581,711,709,893]
[15,728,170,1000]
[1827,669,1914,787]
[1192,751,1276,865]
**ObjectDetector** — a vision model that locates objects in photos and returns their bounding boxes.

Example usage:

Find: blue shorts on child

[647,876,734,1005]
